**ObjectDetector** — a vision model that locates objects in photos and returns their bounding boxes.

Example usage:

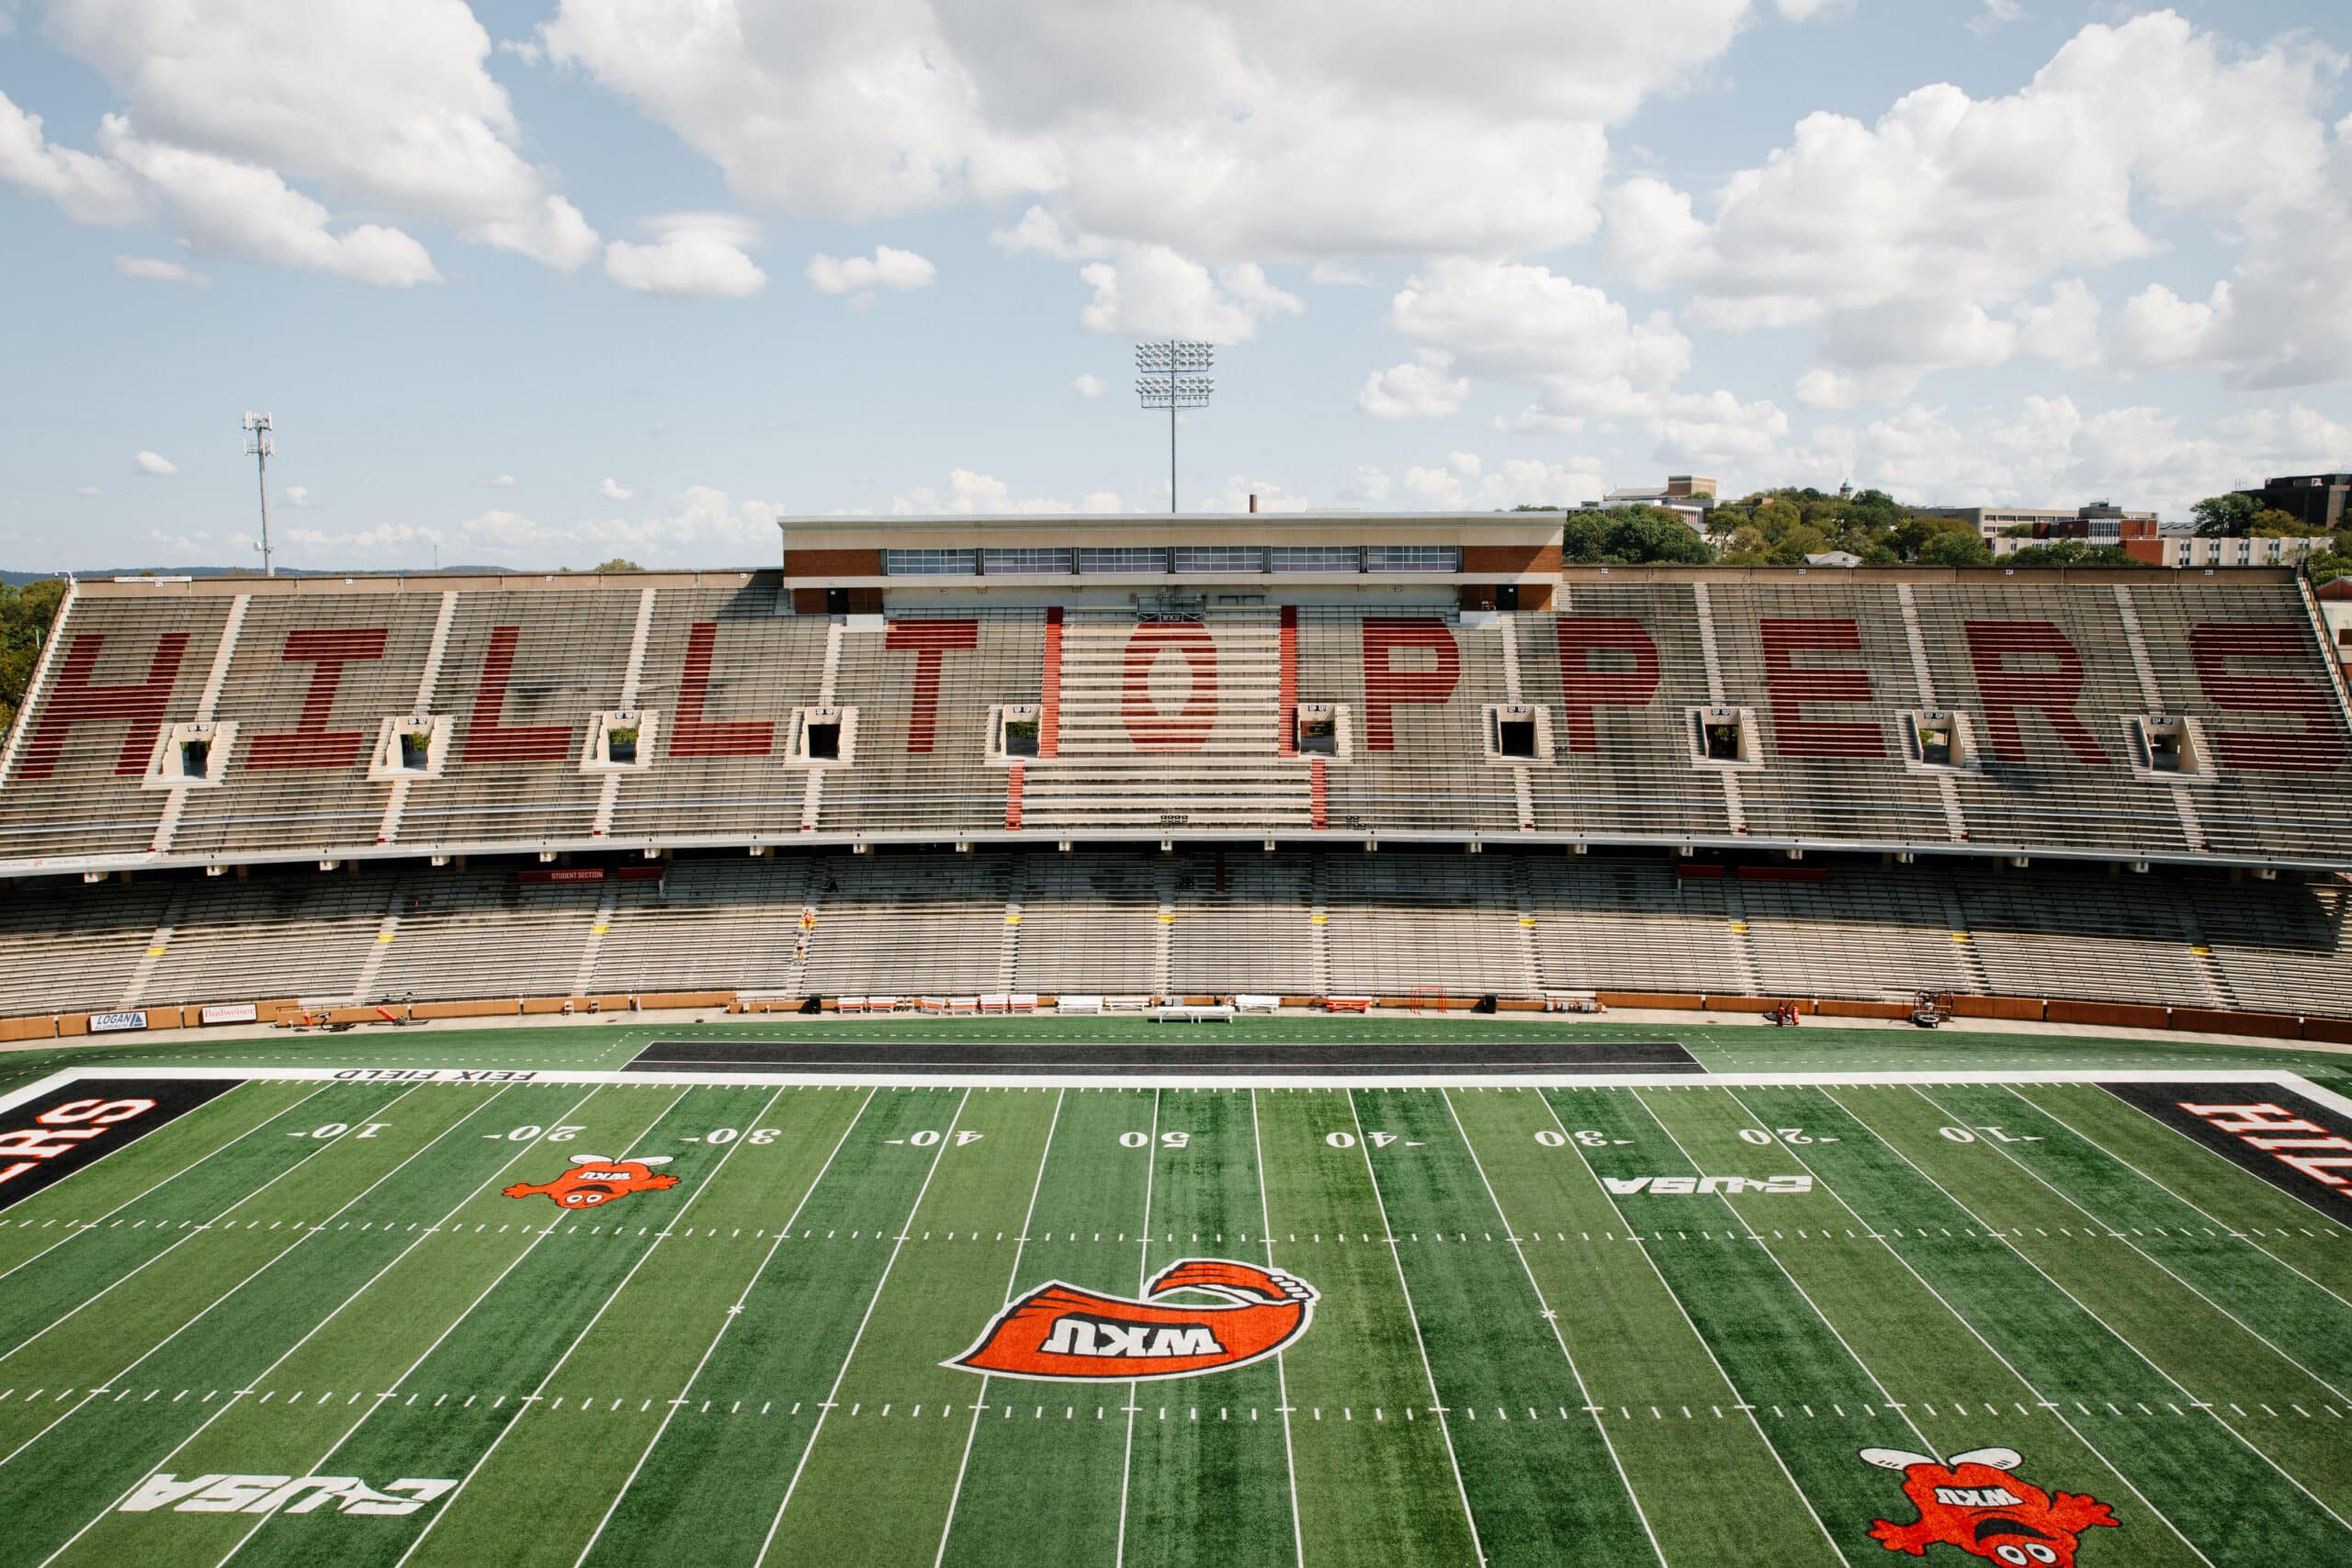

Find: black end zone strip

[2102,1079,2352,1222]
[627,1039,1702,1077]
[0,1077,241,1213]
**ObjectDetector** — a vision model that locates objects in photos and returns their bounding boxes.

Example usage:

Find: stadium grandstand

[1,507,2349,1040]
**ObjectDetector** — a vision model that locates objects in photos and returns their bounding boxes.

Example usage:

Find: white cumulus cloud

[113,254,209,287]
[1603,12,2352,398]
[132,450,176,476]
[606,214,766,299]
[598,478,634,502]
[806,244,936,299]
[1073,374,1107,398]
[19,0,596,275]
[1359,361,1471,420]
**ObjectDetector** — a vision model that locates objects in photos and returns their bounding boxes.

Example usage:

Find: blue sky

[2,0,2348,571]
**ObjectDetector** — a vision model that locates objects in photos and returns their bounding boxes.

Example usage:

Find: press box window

[1173,547,1262,573]
[981,548,1071,575]
[1367,545,1460,573]
[787,706,857,766]
[1483,704,1553,762]
[2126,715,2213,784]
[1270,547,1362,573]
[1076,547,1168,574]
[881,548,978,575]
[1685,706,1761,769]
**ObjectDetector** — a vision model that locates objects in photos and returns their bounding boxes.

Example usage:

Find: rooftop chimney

[1249,492,1258,513]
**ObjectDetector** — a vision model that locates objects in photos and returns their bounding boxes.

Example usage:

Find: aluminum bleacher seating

[1,566,2347,1032]
[1167,850,1317,996]
[5,570,2348,872]
[0,850,2345,1019]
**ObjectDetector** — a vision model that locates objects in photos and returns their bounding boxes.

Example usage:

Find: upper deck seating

[4,570,2346,874]
[0,591,232,863]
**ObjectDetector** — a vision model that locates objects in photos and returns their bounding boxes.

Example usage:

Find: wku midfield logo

[503,1154,677,1208]
[1864,1448,2118,1564]
[949,1258,1317,1382]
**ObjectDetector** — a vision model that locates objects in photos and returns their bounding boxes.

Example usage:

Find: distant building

[2117,534,2332,570]
[1601,477,1716,534]
[1918,502,2159,543]
[1987,533,2325,568]
[2235,473,2352,534]
[1804,550,1861,569]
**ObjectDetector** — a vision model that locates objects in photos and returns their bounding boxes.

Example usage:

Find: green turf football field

[1,1028,2349,1567]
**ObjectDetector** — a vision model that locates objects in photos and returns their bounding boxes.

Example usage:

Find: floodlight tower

[241,412,276,576]
[1136,341,1213,513]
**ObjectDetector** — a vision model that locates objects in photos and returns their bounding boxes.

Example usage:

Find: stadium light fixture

[241,412,275,577]
[1136,340,1214,513]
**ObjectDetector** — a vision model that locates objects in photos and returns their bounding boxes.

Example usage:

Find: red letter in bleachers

[2189,622,2350,772]
[1362,617,1460,751]
[1759,618,1883,758]
[1962,620,2104,763]
[1555,617,1660,752]
[886,619,979,753]
[15,633,191,779]
[1123,622,1219,750]
[246,627,388,769]
[668,622,775,758]
[459,626,574,761]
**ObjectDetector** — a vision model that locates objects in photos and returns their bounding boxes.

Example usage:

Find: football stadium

[0,514,2348,1568]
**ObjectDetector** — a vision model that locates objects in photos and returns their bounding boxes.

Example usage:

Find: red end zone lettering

[2103,1080,2352,1212]
[0,1079,240,1209]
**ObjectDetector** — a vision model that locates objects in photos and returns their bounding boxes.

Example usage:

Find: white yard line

[1247,1089,1306,1568]
[384,1083,755,1568]
[1113,1088,1160,1568]
[1909,1084,2352,1407]
[28,1080,594,1568]
[1620,1087,1940,1457]
[2001,1084,2352,1314]
[0,1081,354,1364]
[1713,1083,2213,1568]
[575,1085,881,1568]
[0,1081,338,1290]
[752,1088,975,1566]
[1344,1089,1487,1567]
[1543,1086,1853,1561]
[1440,1089,1705,1568]
[1825,1085,2352,1538]
[933,1086,1066,1568]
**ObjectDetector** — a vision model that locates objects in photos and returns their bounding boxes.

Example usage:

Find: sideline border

[5,1063,2352,1115]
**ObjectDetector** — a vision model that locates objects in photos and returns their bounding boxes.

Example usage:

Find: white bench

[1150,1004,1235,1023]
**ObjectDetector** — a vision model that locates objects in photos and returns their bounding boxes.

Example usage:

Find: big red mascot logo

[1863,1448,2117,1564]
[949,1258,1316,1383]
[503,1154,678,1209]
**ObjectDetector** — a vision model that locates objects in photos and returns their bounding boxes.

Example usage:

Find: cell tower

[242,412,275,577]
[1136,341,1213,513]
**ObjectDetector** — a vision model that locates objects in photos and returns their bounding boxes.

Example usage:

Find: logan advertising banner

[198,1003,260,1026]
[87,1010,148,1033]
